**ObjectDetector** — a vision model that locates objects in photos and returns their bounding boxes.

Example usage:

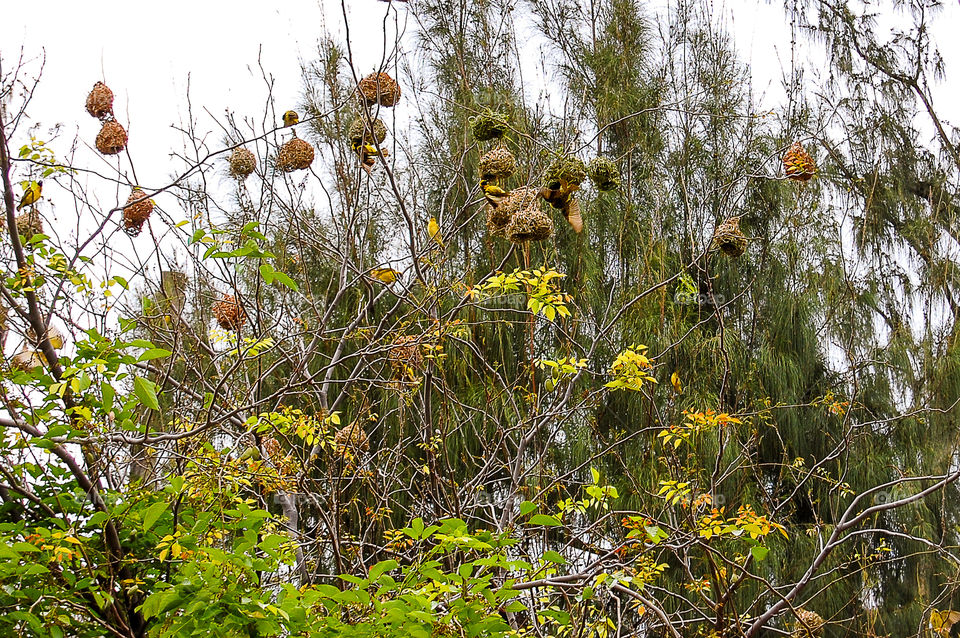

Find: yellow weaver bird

[282,110,299,127]
[427,217,443,248]
[369,267,400,284]
[17,181,42,211]
[480,179,508,206]
[670,371,683,394]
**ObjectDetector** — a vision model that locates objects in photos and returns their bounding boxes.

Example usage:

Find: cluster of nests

[469,108,622,243]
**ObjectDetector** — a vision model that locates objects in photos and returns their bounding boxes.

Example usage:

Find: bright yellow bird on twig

[427,217,443,248]
[282,110,299,127]
[369,267,400,284]
[17,181,42,210]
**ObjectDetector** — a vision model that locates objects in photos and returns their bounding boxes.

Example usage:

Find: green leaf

[369,559,398,580]
[528,514,562,527]
[133,377,160,411]
[138,348,172,362]
[750,545,769,562]
[542,550,567,564]
[519,501,538,516]
[143,501,167,531]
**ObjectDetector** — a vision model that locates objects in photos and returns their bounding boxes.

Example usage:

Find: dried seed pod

[276,137,315,172]
[15,209,43,239]
[506,206,553,243]
[11,350,44,372]
[783,141,817,182]
[544,155,587,188]
[95,120,128,155]
[212,294,246,331]
[587,156,621,191]
[711,216,748,257]
[792,609,825,638]
[85,81,114,119]
[470,108,509,142]
[123,187,154,236]
[357,72,401,107]
[348,118,388,145]
[478,146,516,181]
[228,148,256,179]
[389,335,423,376]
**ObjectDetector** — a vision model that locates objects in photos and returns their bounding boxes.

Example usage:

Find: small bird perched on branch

[352,140,388,174]
[282,110,299,127]
[17,181,42,210]
[427,217,443,248]
[480,179,508,206]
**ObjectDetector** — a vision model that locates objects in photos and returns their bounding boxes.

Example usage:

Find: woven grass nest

[213,294,246,331]
[357,72,401,107]
[229,148,257,179]
[712,216,747,257]
[792,610,824,638]
[783,141,817,182]
[96,120,128,155]
[334,421,370,455]
[587,156,621,191]
[277,137,315,172]
[486,186,539,237]
[15,209,43,240]
[85,82,114,120]
[506,205,553,244]
[470,108,509,142]
[348,117,388,145]
[389,335,423,375]
[478,146,516,181]
[544,155,587,188]
[123,188,154,236]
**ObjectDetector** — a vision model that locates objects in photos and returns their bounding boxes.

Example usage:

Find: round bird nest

[357,72,402,107]
[487,186,539,238]
[213,294,246,331]
[711,216,748,257]
[11,350,43,373]
[783,141,817,182]
[587,156,621,191]
[123,188,154,236]
[470,109,509,142]
[506,205,553,244]
[485,204,510,237]
[478,146,516,181]
[792,610,825,638]
[95,120,128,155]
[276,137,315,172]
[85,82,114,119]
[335,421,370,455]
[15,209,43,240]
[389,335,424,377]
[229,148,257,179]
[348,118,388,145]
[544,155,587,188]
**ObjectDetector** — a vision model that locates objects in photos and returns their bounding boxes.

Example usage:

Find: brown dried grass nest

[96,120,128,155]
[85,82,114,119]
[357,72,401,107]
[229,148,257,179]
[478,146,517,181]
[389,335,423,375]
[334,421,370,455]
[213,294,246,331]
[712,216,748,257]
[348,118,388,145]
[783,141,817,182]
[16,209,43,239]
[123,188,154,236]
[276,137,315,172]
[792,609,825,638]
[506,206,553,243]
[11,350,44,373]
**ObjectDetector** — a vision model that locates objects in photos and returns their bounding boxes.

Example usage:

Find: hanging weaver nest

[95,120,128,155]
[228,148,256,178]
[11,350,44,373]
[123,188,154,236]
[470,108,509,142]
[506,206,553,244]
[485,204,509,237]
[564,197,583,233]
[792,610,825,638]
[27,325,66,350]
[85,82,114,119]
[587,156,621,191]
[478,146,516,181]
[544,155,587,188]
[487,186,539,238]
[213,294,246,331]
[782,141,817,182]
[276,137,315,172]
[335,421,370,456]
[711,216,748,257]
[348,118,388,145]
[357,72,402,107]
[16,209,43,239]
[389,335,423,376]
